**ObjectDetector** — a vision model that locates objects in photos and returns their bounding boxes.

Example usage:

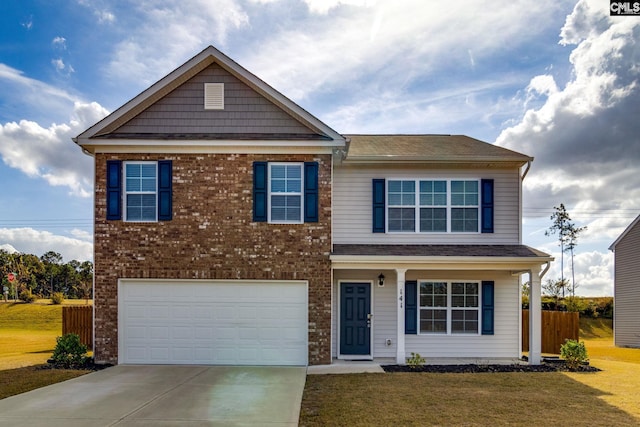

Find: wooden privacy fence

[522,310,579,354]
[62,306,93,350]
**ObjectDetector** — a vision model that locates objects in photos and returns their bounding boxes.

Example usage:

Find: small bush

[407,352,426,369]
[19,289,36,303]
[51,292,64,305]
[50,334,89,369]
[560,339,588,370]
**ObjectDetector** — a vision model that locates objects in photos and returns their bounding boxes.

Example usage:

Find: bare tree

[545,204,585,298]
[565,223,586,297]
[546,204,570,296]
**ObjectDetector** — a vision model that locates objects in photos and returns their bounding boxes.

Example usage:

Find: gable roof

[75,45,345,153]
[609,214,640,251]
[343,134,533,165]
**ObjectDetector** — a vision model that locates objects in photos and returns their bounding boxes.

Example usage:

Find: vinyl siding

[614,221,640,348]
[405,271,520,359]
[333,163,522,244]
[332,271,398,359]
[113,63,317,136]
[332,270,520,360]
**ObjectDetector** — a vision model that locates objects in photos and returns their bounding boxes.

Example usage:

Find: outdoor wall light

[378,273,385,287]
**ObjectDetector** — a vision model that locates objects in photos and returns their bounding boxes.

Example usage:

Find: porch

[330,244,553,365]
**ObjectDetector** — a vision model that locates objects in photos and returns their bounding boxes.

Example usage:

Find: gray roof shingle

[332,244,550,258]
[344,134,532,164]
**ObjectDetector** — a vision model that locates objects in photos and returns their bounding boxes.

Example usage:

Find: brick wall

[93,152,332,365]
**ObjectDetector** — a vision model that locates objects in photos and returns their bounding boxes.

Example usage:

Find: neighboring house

[74,46,552,367]
[609,214,640,348]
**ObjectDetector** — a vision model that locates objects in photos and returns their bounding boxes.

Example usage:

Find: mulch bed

[382,362,599,373]
[39,359,113,371]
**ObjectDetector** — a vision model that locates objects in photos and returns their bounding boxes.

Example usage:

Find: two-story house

[74,46,552,367]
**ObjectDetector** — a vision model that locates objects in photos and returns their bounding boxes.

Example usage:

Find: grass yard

[300,317,640,426]
[0,366,89,400]
[0,301,92,399]
[0,302,63,369]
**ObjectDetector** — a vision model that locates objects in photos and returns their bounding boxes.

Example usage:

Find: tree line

[0,249,93,300]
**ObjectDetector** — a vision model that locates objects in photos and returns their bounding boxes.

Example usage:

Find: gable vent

[204,83,224,110]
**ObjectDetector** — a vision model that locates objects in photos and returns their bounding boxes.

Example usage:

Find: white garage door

[118,280,308,366]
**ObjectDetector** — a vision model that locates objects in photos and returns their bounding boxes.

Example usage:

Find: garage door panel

[119,280,308,365]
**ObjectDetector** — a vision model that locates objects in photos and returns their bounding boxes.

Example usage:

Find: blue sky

[1,0,639,296]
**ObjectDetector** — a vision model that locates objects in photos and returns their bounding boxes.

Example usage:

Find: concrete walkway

[0,365,306,426]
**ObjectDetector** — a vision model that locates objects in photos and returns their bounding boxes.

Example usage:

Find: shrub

[406,352,425,369]
[51,292,64,305]
[560,339,588,370]
[50,334,89,369]
[18,289,36,303]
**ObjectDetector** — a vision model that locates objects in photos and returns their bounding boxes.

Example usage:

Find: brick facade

[93,152,333,365]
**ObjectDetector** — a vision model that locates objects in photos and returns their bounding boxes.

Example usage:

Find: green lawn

[300,317,640,426]
[2,305,639,425]
[0,302,63,369]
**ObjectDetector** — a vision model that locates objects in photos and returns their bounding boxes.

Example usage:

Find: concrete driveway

[0,365,306,426]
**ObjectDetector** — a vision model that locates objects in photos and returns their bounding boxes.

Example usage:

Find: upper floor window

[252,161,319,224]
[105,160,172,222]
[386,179,479,233]
[125,162,157,222]
[269,163,303,223]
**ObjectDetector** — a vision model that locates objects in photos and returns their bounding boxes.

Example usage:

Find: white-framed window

[388,180,416,232]
[386,179,479,233]
[124,161,157,222]
[268,163,303,223]
[451,180,479,232]
[419,281,480,334]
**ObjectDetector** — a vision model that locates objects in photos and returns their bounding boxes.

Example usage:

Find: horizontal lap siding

[332,271,397,358]
[332,271,519,359]
[333,164,521,244]
[114,64,315,136]
[405,271,519,359]
[614,222,640,347]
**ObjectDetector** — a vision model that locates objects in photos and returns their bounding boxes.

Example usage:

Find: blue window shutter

[405,280,417,334]
[304,162,319,222]
[482,281,495,335]
[253,162,268,222]
[372,179,385,233]
[481,179,494,233]
[106,160,122,220]
[158,160,172,221]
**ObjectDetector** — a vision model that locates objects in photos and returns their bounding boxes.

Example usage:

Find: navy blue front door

[340,283,371,355]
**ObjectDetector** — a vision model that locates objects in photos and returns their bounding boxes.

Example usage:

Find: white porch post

[528,266,542,365]
[396,268,407,364]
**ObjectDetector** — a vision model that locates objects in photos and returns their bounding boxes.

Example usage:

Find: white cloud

[0,63,79,104]
[0,101,108,197]
[77,0,115,24]
[96,10,115,23]
[303,0,377,14]
[106,0,249,86]
[0,228,92,262]
[21,16,33,30]
[51,58,74,75]
[243,0,571,102]
[0,244,18,253]
[495,0,640,296]
[52,36,67,48]
[70,229,92,242]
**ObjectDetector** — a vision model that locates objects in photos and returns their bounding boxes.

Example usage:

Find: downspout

[539,261,551,280]
[521,160,532,180]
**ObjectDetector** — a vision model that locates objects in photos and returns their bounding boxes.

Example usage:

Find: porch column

[396,268,407,364]
[528,266,542,365]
